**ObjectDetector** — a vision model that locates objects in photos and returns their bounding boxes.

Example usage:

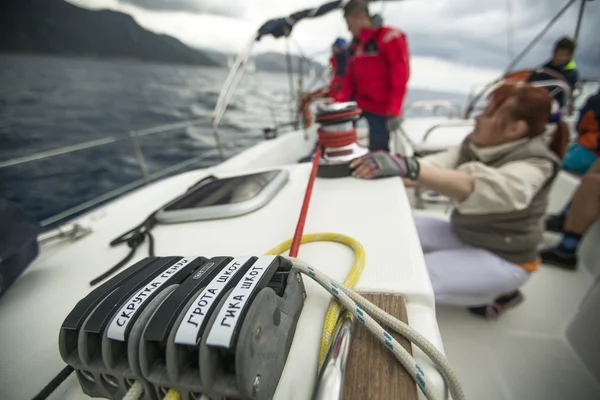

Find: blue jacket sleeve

[562,68,579,90]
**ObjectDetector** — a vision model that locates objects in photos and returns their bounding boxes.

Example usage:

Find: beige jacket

[420,138,555,214]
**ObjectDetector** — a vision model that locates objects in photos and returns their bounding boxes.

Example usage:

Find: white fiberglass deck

[4,127,598,400]
[0,130,446,400]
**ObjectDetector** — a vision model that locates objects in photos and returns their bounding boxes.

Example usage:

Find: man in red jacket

[335,0,410,151]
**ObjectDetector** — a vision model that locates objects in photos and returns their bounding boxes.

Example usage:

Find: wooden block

[343,293,417,400]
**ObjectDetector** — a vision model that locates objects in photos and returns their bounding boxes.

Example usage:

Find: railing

[403,100,462,119]
[212,37,257,162]
[1,118,224,227]
[422,121,475,143]
[573,78,600,109]
[409,79,577,152]
[210,33,325,153]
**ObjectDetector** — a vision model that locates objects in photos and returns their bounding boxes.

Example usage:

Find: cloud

[67,0,599,93]
[380,0,599,78]
[407,56,502,94]
[119,0,246,18]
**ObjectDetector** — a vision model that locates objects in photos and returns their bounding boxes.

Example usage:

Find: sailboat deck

[0,158,446,400]
[2,128,599,399]
[437,262,599,400]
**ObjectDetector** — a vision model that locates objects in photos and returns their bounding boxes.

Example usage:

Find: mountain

[205,50,324,75]
[255,52,324,75]
[204,51,230,67]
[0,0,217,66]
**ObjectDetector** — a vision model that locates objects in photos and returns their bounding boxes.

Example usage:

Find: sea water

[0,54,466,222]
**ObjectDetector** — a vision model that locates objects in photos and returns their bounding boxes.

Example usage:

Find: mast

[573,0,588,46]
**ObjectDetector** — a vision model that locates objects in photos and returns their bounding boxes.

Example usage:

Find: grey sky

[117,0,598,77]
[69,0,598,92]
[399,0,598,75]
[119,0,245,18]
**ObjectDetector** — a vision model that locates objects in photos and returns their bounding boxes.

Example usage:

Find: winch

[59,255,305,400]
[314,101,368,178]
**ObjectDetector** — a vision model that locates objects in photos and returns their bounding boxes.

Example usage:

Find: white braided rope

[289,258,466,400]
[123,381,144,400]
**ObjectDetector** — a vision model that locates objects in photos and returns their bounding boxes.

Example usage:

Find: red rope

[315,108,362,122]
[317,128,357,148]
[289,145,322,257]
[289,109,359,257]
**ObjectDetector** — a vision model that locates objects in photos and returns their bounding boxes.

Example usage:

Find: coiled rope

[314,107,361,151]
[265,232,365,366]
[317,128,358,148]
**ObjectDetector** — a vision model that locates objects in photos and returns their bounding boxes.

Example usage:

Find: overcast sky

[69,0,599,93]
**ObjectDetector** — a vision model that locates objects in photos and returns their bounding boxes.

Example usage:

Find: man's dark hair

[343,0,370,17]
[554,37,576,54]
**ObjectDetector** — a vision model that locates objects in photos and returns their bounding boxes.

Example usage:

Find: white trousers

[414,214,530,306]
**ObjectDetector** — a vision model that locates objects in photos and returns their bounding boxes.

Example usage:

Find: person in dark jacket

[335,0,410,152]
[527,37,579,108]
[329,38,349,99]
[562,90,600,174]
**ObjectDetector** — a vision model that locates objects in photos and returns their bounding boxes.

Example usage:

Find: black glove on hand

[350,151,420,180]
[386,115,403,132]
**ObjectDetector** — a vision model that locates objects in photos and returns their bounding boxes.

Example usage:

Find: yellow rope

[265,232,365,366]
[163,388,180,400]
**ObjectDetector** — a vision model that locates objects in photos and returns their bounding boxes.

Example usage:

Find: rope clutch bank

[59,255,305,400]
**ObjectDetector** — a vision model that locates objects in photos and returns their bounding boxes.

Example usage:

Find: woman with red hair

[350,84,569,318]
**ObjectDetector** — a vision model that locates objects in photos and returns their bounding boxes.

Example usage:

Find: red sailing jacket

[329,56,345,99]
[335,26,410,117]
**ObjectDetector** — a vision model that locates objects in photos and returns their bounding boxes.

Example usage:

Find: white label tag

[174,256,252,346]
[192,262,214,280]
[106,257,196,341]
[206,256,276,349]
